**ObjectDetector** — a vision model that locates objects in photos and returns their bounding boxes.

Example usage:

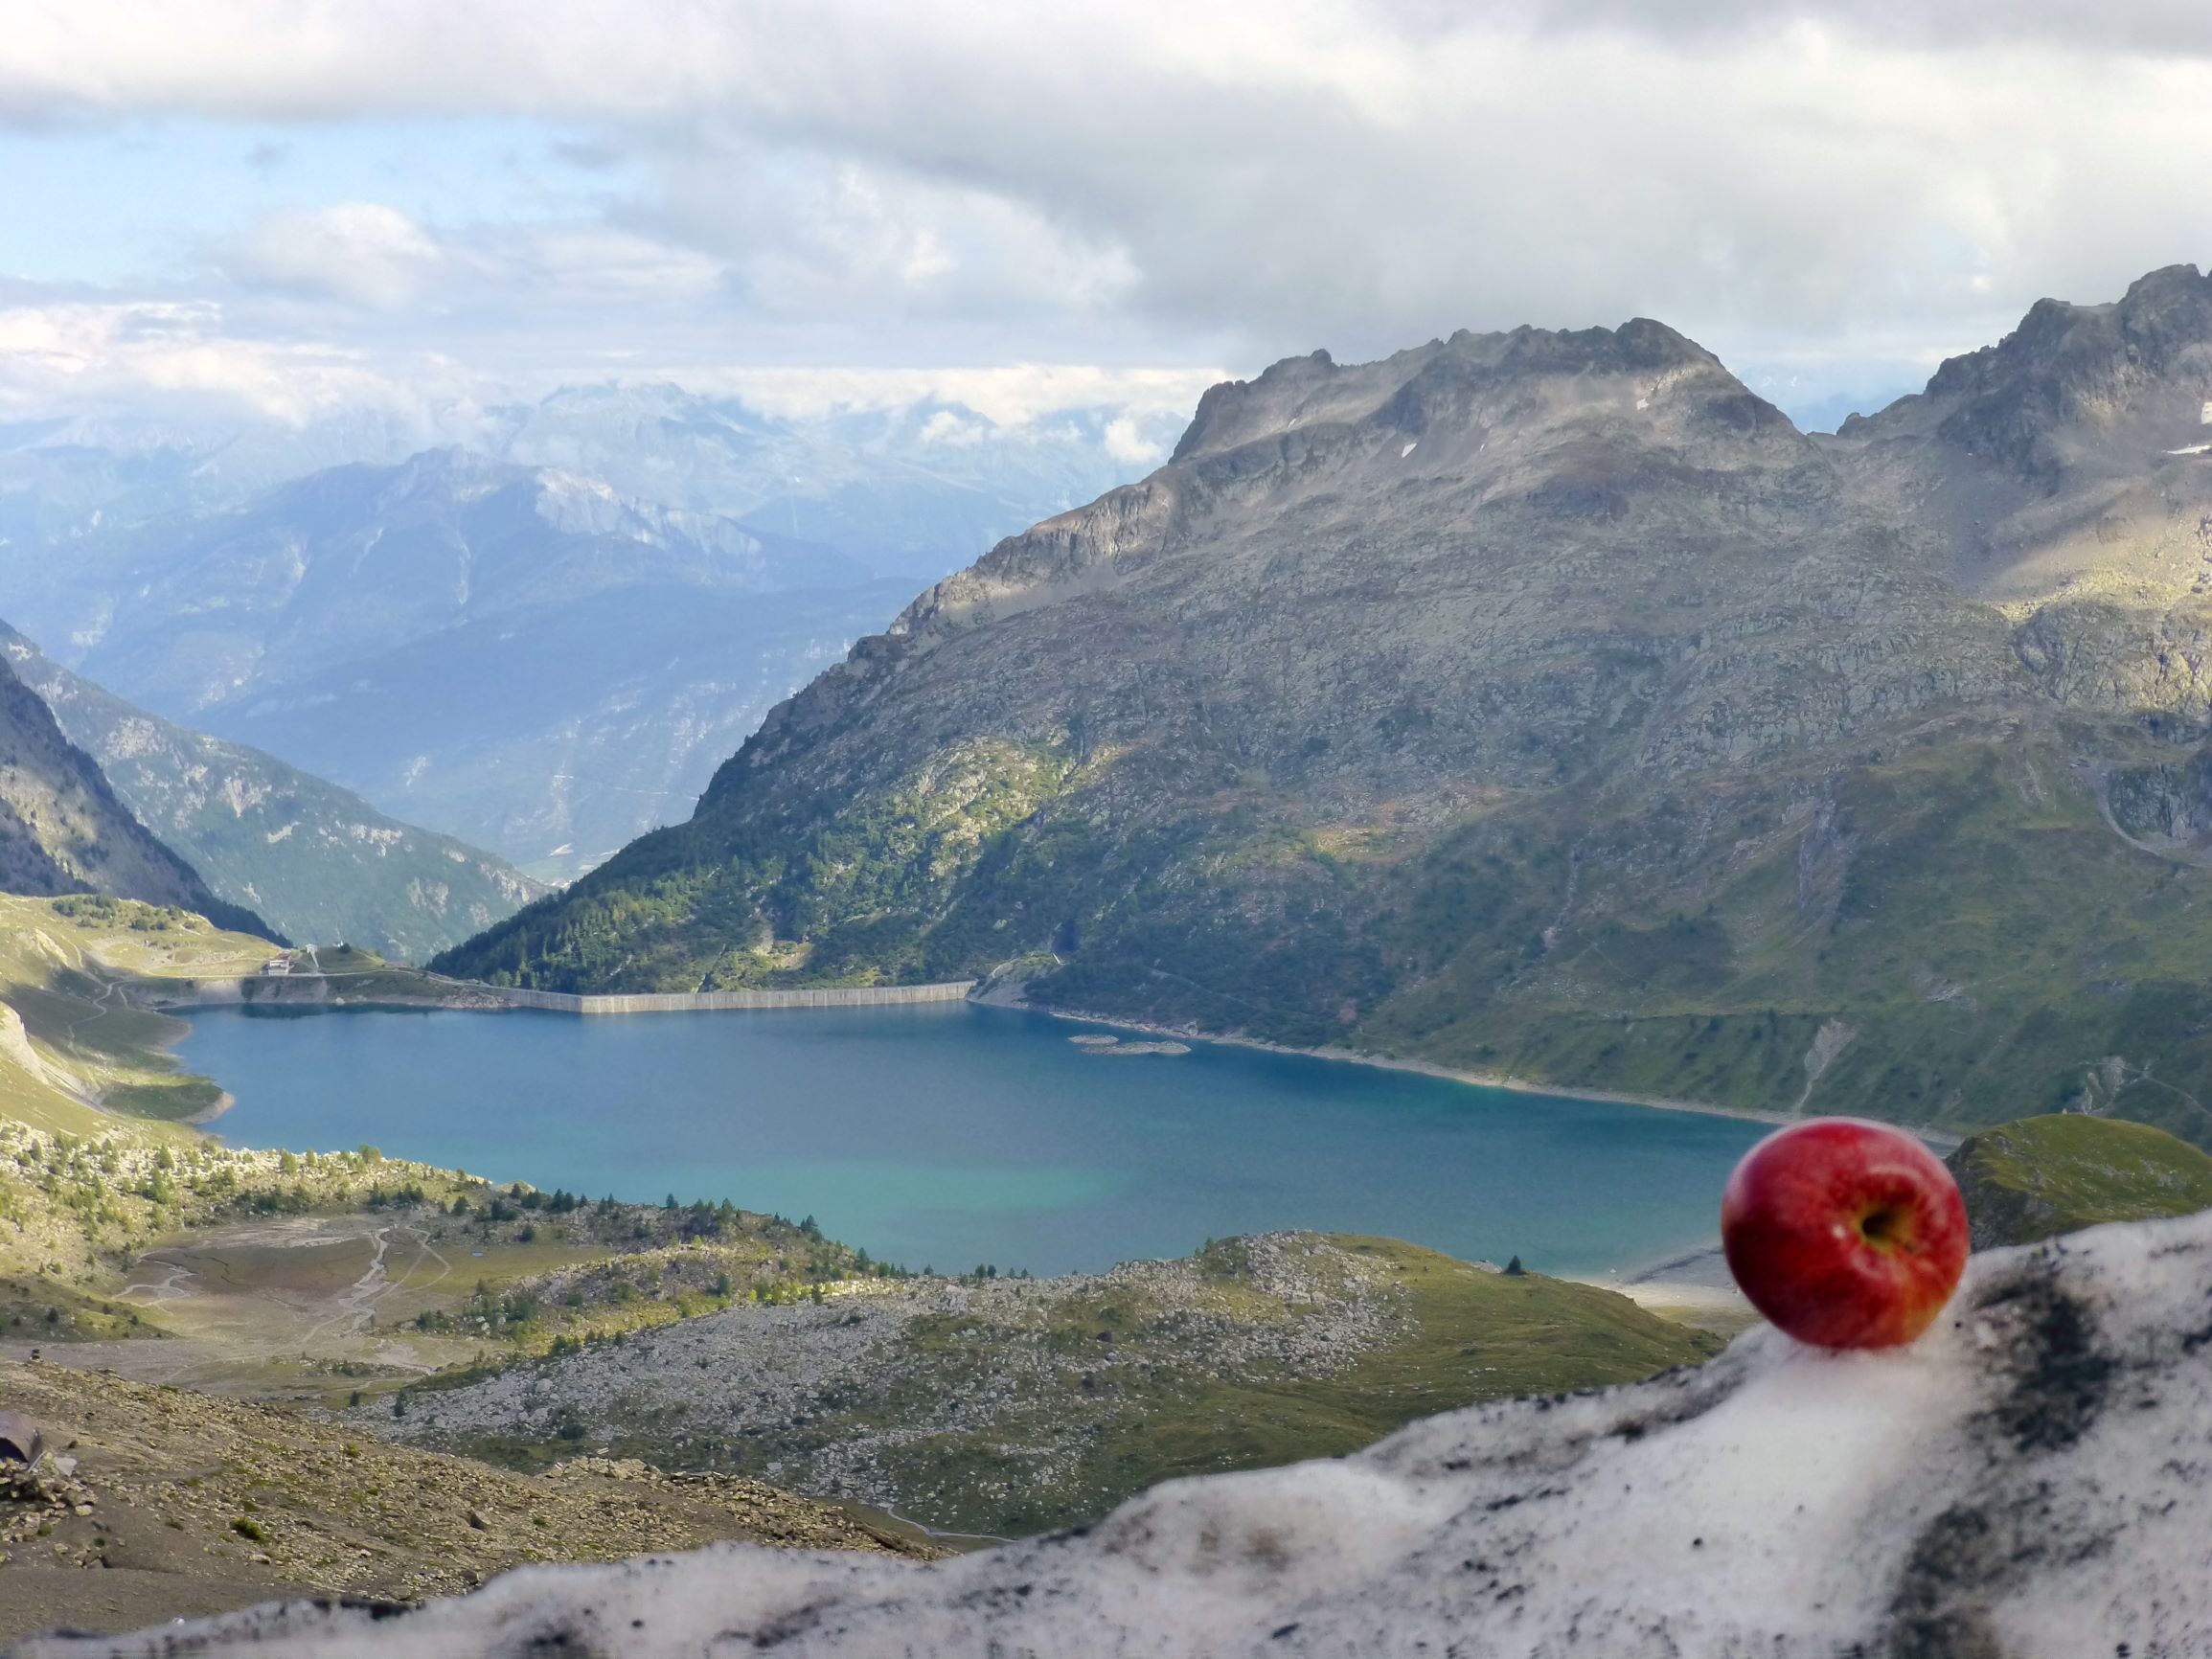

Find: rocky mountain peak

[1172,316,1780,466]
[360,443,491,489]
[1839,262,2212,481]
[1942,261,2212,398]
[2117,258,2212,322]
[858,311,1814,681]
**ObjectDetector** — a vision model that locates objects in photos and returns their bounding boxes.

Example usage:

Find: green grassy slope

[0,893,273,1135]
[0,894,291,1320]
[1354,721,2212,1147]
[430,738,1073,991]
[545,716,2212,1148]
[1946,1113,2212,1248]
[437,716,2212,1149]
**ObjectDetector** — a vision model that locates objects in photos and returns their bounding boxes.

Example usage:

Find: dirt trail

[117,1257,194,1316]
[318,1223,394,1340]
[60,978,119,1055]
[18,1216,463,1394]
[305,1222,449,1346]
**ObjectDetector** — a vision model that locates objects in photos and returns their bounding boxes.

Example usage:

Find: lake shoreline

[975,985,1965,1152]
[178,999,1765,1281]
[166,969,1967,1153]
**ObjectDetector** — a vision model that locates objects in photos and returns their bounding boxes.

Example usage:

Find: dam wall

[486,981,977,1014]
[129,975,977,1016]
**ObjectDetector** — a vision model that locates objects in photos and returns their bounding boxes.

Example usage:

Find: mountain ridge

[0,660,275,941]
[436,269,2212,1148]
[1,623,545,960]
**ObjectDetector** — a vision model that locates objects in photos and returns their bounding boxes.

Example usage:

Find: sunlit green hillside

[1948,1113,2212,1248]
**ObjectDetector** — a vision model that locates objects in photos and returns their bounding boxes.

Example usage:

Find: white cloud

[1103,415,1166,466]
[0,293,1220,448]
[674,365,1224,428]
[0,300,426,424]
[631,150,1140,324]
[217,206,729,315]
[917,408,990,447]
[223,202,441,308]
[471,223,727,307]
[9,2,2212,430]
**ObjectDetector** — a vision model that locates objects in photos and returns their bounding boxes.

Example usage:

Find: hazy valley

[0,391,1170,884]
[2,625,544,960]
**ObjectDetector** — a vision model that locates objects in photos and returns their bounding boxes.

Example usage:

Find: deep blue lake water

[181,1002,1767,1279]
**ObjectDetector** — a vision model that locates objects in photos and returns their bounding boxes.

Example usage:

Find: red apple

[1721,1117,1968,1349]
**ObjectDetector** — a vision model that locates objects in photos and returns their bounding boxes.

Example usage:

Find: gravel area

[378,1234,1416,1525]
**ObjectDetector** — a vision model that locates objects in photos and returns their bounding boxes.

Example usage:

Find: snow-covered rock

[22,1212,2212,1658]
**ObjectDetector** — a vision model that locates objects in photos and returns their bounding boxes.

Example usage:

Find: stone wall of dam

[486,982,978,1014]
[125,977,978,1015]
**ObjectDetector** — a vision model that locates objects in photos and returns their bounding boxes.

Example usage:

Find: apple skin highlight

[1721,1117,1970,1349]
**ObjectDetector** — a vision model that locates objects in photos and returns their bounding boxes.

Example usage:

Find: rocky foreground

[0,1361,934,1648]
[370,1233,1715,1537]
[22,1208,2212,1657]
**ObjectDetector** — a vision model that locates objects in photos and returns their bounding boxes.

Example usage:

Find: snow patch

[34,1210,2212,1657]
[1400,441,1417,458]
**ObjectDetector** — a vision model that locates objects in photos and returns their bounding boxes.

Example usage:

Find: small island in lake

[1069,1033,1191,1057]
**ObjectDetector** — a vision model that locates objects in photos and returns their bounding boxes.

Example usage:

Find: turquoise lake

[181,1002,1768,1279]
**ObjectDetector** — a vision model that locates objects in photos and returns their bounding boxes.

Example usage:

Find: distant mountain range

[440,265,2212,1150]
[0,653,274,939]
[1,447,919,880]
[0,388,1155,881]
[1,624,544,961]
[0,381,1169,592]
[485,384,1179,582]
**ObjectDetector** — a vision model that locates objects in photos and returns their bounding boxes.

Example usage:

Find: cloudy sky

[7,0,2212,438]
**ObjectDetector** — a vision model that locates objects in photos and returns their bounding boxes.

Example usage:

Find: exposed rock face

[0,1003,52,1090]
[32,1210,2212,1657]
[440,270,2212,1148]
[1829,264,2212,711]
[0,1358,936,1648]
[735,319,2010,807]
[0,658,273,940]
